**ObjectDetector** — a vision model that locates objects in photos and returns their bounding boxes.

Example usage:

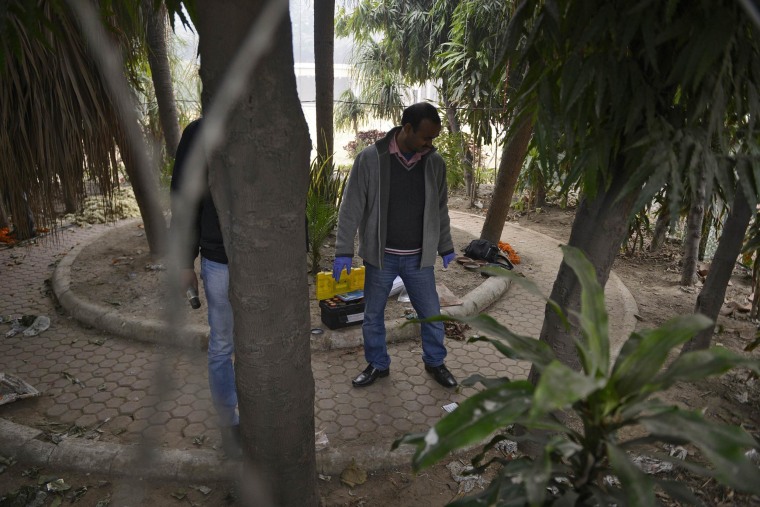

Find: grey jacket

[335,127,454,268]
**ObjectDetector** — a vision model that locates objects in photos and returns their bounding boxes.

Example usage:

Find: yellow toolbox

[316,266,365,300]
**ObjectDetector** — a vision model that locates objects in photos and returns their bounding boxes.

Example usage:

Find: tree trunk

[0,193,8,228]
[535,171,547,208]
[442,91,459,134]
[314,0,335,172]
[145,0,181,158]
[698,203,712,261]
[480,119,533,243]
[529,165,638,379]
[649,199,670,252]
[681,186,754,353]
[196,2,318,505]
[116,132,167,255]
[681,169,707,286]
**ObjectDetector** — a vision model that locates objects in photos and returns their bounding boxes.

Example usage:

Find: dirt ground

[2,185,760,506]
[68,220,484,335]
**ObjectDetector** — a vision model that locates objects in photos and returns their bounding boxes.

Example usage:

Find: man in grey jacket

[332,102,457,388]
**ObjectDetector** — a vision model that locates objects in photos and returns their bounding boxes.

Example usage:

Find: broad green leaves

[396,246,760,505]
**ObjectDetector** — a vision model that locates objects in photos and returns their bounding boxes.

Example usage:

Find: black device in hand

[187,287,201,309]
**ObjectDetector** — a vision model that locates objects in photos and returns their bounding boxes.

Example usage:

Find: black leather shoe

[425,363,458,388]
[352,364,389,387]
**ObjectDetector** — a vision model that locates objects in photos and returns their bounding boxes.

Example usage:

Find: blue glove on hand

[333,256,352,281]
[442,252,456,269]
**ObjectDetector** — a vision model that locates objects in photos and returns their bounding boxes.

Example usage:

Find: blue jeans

[201,257,239,427]
[362,253,447,370]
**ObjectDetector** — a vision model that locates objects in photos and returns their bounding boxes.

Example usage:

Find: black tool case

[319,297,365,330]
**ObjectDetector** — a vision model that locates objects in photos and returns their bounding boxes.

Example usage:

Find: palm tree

[144,0,181,157]
[0,1,168,253]
[0,2,125,235]
[334,88,368,135]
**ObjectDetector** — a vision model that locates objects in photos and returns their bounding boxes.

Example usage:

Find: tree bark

[116,131,167,255]
[144,0,181,158]
[314,0,335,172]
[649,199,670,252]
[681,186,754,353]
[196,2,318,505]
[680,168,707,286]
[529,165,638,379]
[698,203,712,261]
[480,119,533,243]
[0,193,8,228]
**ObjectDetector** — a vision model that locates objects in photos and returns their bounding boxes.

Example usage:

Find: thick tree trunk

[145,0,181,158]
[681,169,707,286]
[314,0,335,172]
[649,199,670,252]
[681,186,754,353]
[196,2,318,505]
[529,166,638,379]
[480,119,533,243]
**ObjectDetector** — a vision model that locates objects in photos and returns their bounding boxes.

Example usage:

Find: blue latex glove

[442,252,456,269]
[333,256,352,281]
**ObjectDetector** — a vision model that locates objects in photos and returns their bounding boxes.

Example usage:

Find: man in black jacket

[170,119,240,458]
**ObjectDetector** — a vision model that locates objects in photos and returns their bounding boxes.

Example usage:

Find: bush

[307,156,347,274]
[343,130,386,159]
[395,246,760,506]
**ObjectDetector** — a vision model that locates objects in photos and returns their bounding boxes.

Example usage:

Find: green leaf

[652,347,760,391]
[640,410,760,493]
[449,313,556,368]
[610,314,712,398]
[476,267,571,331]
[606,442,657,507]
[395,381,535,471]
[560,245,609,376]
[525,446,552,506]
[652,478,704,507]
[530,361,605,420]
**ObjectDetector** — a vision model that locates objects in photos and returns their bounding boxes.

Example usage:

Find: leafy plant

[395,246,760,506]
[307,155,347,274]
[343,129,386,159]
[434,131,470,190]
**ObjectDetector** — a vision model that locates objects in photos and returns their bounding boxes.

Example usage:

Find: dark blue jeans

[362,253,447,370]
[201,257,239,427]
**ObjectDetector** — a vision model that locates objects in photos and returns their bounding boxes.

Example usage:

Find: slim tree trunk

[529,164,638,378]
[535,171,547,208]
[314,0,335,172]
[116,132,167,255]
[480,119,533,243]
[681,169,707,286]
[0,193,8,228]
[145,0,181,158]
[698,202,713,261]
[681,186,754,353]
[196,2,318,505]
[649,199,670,252]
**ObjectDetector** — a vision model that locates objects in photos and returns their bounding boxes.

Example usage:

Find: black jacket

[170,119,228,268]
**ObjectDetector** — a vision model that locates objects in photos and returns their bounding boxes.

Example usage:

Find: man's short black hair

[401,102,441,131]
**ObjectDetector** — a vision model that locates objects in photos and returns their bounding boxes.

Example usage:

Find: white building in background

[174,2,442,163]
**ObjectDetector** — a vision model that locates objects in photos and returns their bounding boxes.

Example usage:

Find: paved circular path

[0,211,637,480]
